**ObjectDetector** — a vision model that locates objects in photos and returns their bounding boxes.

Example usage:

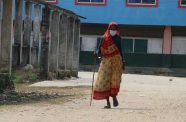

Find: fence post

[0,0,14,91]
[49,11,60,75]
[40,7,51,79]
[0,0,3,63]
[22,0,32,66]
[13,0,24,66]
[66,17,74,71]
[32,4,41,66]
[72,19,81,77]
[14,0,23,45]
[58,14,68,70]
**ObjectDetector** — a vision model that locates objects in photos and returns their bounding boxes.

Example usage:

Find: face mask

[109,30,117,36]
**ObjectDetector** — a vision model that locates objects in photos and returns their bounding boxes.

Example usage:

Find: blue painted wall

[58,0,186,26]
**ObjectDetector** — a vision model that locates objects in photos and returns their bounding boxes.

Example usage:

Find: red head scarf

[103,22,120,39]
[101,22,120,58]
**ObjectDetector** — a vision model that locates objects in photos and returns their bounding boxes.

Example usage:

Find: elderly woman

[93,22,125,109]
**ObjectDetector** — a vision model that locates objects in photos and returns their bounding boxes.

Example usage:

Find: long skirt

[93,54,123,100]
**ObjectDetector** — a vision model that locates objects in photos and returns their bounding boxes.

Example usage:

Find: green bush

[0,74,14,92]
[27,71,38,82]
[12,70,38,84]
[12,74,24,84]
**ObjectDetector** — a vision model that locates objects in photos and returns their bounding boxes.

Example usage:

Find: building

[0,0,82,91]
[56,0,186,75]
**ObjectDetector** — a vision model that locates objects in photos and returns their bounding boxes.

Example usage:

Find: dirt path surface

[0,72,186,122]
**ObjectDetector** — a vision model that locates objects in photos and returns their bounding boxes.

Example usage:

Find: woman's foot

[104,104,111,109]
[113,96,119,107]
[104,98,111,109]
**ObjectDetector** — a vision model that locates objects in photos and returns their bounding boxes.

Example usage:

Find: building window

[126,0,158,7]
[178,0,186,8]
[75,0,107,6]
[45,0,58,4]
[122,38,147,53]
[122,39,134,53]
[80,37,97,51]
[134,39,148,53]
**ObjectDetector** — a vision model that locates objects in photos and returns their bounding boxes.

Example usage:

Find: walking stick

[90,56,96,106]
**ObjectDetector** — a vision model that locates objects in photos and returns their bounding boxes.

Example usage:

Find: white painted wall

[172,37,186,54]
[147,38,163,54]
[81,36,97,51]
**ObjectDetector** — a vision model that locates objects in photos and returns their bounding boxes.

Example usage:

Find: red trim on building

[75,0,107,6]
[126,0,158,7]
[46,0,58,4]
[178,0,186,8]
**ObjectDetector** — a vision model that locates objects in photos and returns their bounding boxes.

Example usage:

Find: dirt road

[0,72,186,122]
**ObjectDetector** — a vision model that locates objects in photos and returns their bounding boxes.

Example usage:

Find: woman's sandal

[104,105,111,109]
[104,99,111,109]
[104,103,111,109]
[113,97,119,107]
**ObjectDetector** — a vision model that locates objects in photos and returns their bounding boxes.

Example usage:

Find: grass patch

[12,74,24,84]
[12,70,39,84]
[26,70,38,82]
